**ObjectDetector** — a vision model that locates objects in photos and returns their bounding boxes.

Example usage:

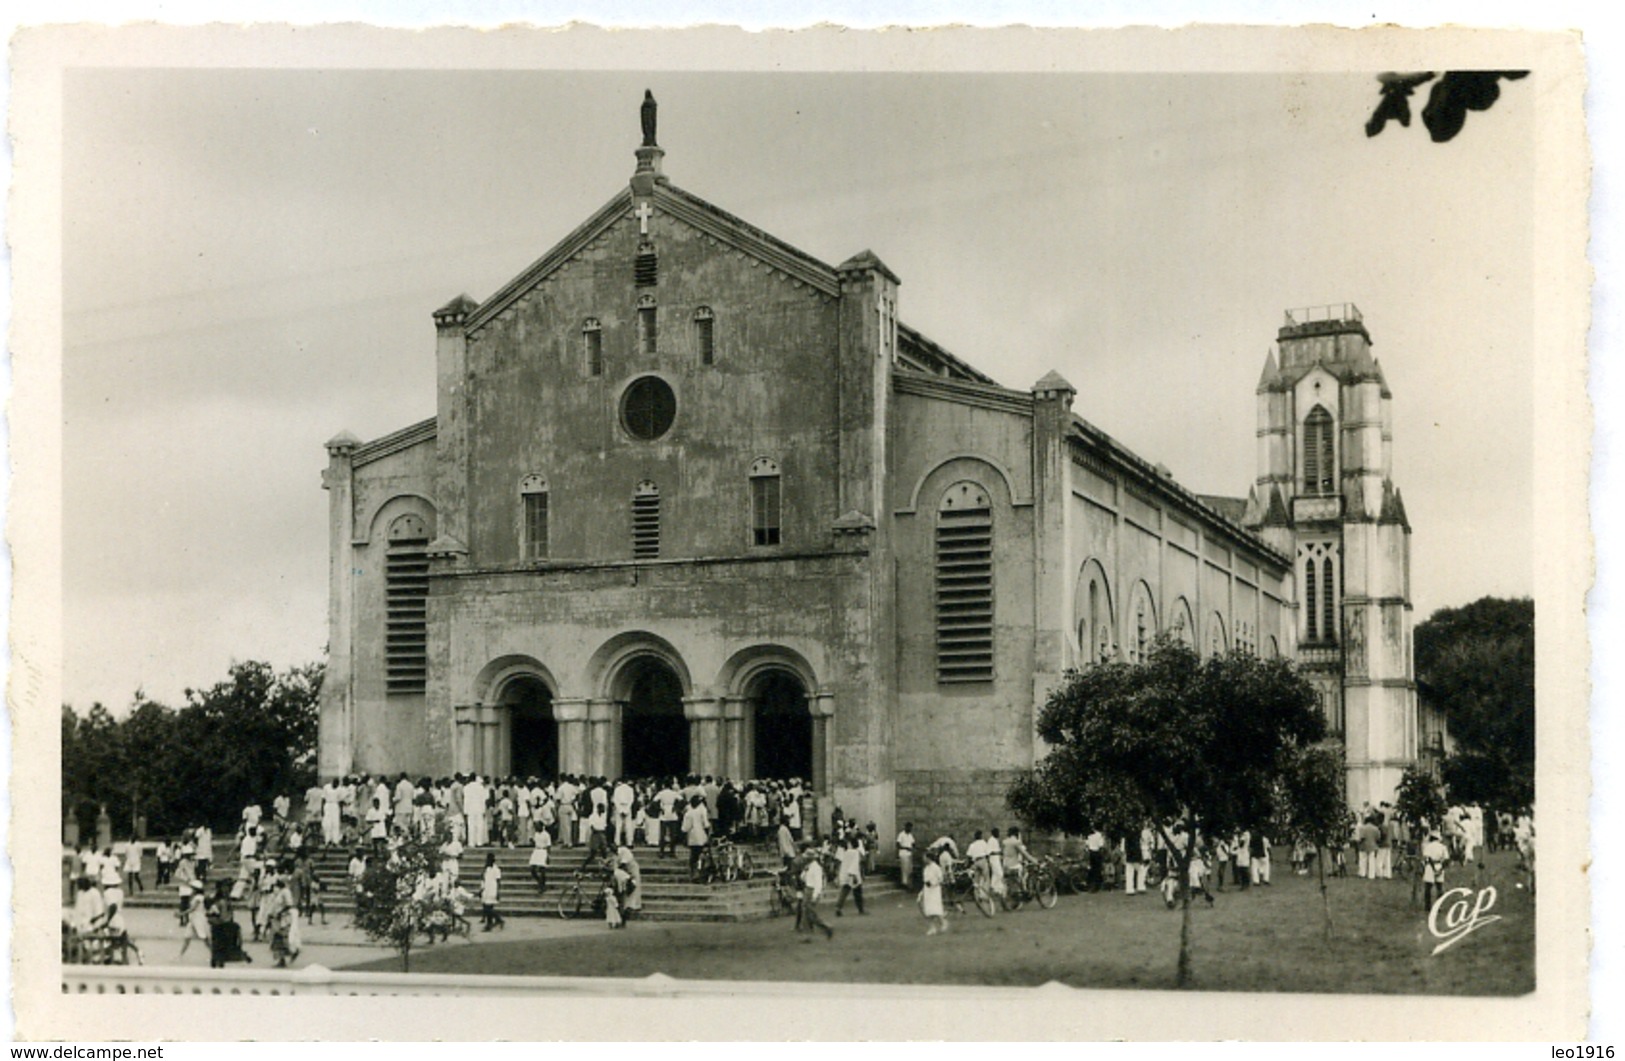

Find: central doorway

[751,670,812,781]
[620,657,689,778]
[501,676,557,780]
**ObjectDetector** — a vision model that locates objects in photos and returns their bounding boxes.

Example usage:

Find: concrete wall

[889,384,1037,842]
[461,211,841,566]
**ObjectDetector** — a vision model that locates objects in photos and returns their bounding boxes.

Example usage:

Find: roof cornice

[464,189,634,335]
[353,416,438,467]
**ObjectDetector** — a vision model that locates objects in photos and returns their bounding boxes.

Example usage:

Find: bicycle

[999,865,1060,911]
[943,861,997,918]
[689,837,748,883]
[558,856,615,919]
[767,868,801,919]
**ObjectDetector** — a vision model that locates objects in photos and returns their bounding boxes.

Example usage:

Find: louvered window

[632,481,661,558]
[583,319,603,376]
[521,475,549,560]
[695,307,715,365]
[1303,406,1335,495]
[385,513,431,696]
[635,242,658,287]
[637,295,657,355]
[936,483,994,683]
[1322,557,1337,643]
[750,457,781,546]
[1305,560,1319,641]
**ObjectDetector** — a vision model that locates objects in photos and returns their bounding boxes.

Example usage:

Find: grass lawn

[345,850,1534,995]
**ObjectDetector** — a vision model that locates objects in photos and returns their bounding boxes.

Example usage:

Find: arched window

[1076,568,1114,665]
[583,318,603,377]
[636,294,658,356]
[749,457,781,546]
[1305,559,1319,641]
[1209,612,1227,657]
[385,512,432,696]
[632,481,660,558]
[1127,583,1157,664]
[520,475,549,560]
[1171,597,1195,648]
[1303,405,1335,496]
[694,306,716,366]
[936,482,994,683]
[1322,557,1337,643]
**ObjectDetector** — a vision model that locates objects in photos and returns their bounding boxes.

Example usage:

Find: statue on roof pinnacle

[641,90,658,147]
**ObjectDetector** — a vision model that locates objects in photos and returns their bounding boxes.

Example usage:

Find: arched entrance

[620,657,689,778]
[500,676,558,780]
[751,670,812,781]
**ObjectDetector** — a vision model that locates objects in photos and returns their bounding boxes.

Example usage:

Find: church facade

[318,99,1419,845]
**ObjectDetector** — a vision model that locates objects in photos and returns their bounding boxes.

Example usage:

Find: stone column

[588,699,621,778]
[478,704,502,775]
[683,697,723,777]
[319,433,359,780]
[808,693,836,794]
[553,698,590,776]
[720,696,750,780]
[453,704,481,774]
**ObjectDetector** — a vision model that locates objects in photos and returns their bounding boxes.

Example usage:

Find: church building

[319,95,1420,845]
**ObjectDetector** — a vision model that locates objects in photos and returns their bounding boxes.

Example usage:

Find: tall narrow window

[936,482,994,683]
[385,513,431,696]
[637,294,657,356]
[749,457,781,546]
[521,475,549,560]
[583,318,603,376]
[1303,405,1335,495]
[632,481,661,558]
[694,306,715,365]
[1305,560,1319,641]
[1322,557,1337,643]
[634,241,658,287]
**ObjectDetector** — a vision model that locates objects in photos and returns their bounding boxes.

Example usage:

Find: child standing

[480,852,505,931]
[919,853,948,935]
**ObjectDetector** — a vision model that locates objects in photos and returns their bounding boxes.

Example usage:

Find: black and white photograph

[8,17,1595,1043]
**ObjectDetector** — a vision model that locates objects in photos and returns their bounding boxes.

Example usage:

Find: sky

[58,66,1538,712]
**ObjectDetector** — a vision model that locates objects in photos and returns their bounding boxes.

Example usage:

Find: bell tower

[1245,304,1418,806]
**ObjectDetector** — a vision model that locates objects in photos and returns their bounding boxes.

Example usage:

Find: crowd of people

[66,766,1541,959]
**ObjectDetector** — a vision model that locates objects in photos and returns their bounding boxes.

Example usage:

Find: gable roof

[464,180,844,335]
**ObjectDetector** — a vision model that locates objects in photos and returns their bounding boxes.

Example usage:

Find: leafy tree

[1415,597,1534,811]
[1365,71,1529,142]
[60,660,324,839]
[1278,740,1348,941]
[1008,636,1323,988]
[351,828,469,972]
[1394,764,1449,907]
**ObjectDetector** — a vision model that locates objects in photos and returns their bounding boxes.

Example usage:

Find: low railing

[1284,303,1361,326]
[63,963,1070,999]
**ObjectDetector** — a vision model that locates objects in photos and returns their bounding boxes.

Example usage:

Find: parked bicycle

[557,855,616,919]
[691,837,756,884]
[1000,864,1060,911]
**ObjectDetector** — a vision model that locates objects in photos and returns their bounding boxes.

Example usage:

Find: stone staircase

[122,841,906,923]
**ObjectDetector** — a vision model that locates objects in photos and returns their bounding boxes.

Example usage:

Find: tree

[1365,71,1529,142]
[1394,764,1448,907]
[351,828,469,973]
[1278,740,1348,941]
[60,659,324,839]
[1415,597,1534,811]
[1008,636,1323,988]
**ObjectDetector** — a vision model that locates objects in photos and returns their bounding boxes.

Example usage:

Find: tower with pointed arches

[1245,304,1418,806]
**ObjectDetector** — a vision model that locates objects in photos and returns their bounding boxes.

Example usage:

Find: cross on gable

[634,201,653,235]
